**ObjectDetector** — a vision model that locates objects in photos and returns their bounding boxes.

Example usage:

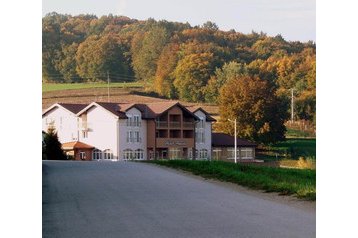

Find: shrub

[43,127,66,160]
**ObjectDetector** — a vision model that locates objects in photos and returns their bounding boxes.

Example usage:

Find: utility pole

[291,88,294,123]
[107,71,110,102]
[228,118,237,164]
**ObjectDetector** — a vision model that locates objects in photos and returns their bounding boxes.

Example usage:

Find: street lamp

[228,118,237,164]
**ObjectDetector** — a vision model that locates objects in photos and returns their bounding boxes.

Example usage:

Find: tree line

[43,12,315,143]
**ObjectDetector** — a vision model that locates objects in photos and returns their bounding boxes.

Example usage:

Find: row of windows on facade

[126,115,141,127]
[82,130,202,143]
[80,148,253,161]
[126,131,141,143]
[168,148,208,159]
[212,148,254,159]
[46,115,204,129]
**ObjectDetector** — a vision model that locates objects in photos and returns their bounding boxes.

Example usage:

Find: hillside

[43,13,315,144]
[42,85,220,117]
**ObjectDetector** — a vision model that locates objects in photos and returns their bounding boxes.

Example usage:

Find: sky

[42,0,315,42]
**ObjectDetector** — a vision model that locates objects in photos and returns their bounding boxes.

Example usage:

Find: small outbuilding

[62,141,94,161]
[211,133,257,162]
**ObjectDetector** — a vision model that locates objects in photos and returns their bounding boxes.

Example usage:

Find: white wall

[42,106,79,143]
[194,110,212,160]
[80,105,119,160]
[118,107,147,160]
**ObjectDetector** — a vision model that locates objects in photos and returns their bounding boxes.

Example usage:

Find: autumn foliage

[43,13,316,143]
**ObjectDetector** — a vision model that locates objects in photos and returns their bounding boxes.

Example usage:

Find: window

[240,148,253,160]
[79,151,86,160]
[130,131,134,142]
[198,117,205,129]
[127,131,133,143]
[134,149,144,160]
[133,115,141,127]
[92,149,102,160]
[198,149,208,160]
[169,148,181,159]
[213,149,222,160]
[103,149,113,160]
[123,149,133,160]
[227,148,240,160]
[127,130,140,143]
[126,116,132,127]
[195,131,205,144]
[126,131,130,142]
[134,131,141,142]
[188,149,193,160]
[82,131,88,138]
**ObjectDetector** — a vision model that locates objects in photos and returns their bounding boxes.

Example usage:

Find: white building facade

[42,101,215,161]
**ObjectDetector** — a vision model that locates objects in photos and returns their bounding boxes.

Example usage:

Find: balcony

[169,121,181,128]
[183,121,194,129]
[156,121,168,128]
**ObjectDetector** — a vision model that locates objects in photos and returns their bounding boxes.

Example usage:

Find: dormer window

[198,116,205,129]
[127,114,141,127]
[133,115,141,127]
[126,115,132,127]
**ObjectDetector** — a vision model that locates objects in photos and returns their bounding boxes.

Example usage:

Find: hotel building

[42,101,216,161]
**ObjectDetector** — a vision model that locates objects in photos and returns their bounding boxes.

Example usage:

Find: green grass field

[147,160,316,200]
[257,138,316,161]
[286,128,315,138]
[42,82,144,92]
[270,138,316,159]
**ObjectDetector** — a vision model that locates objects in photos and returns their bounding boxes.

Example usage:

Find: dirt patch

[42,87,219,115]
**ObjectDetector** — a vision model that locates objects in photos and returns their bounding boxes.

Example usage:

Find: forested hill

[43,12,316,124]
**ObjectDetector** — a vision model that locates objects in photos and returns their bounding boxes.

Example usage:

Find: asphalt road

[43,161,315,238]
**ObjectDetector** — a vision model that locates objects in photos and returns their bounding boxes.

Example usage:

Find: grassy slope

[147,160,316,200]
[257,138,316,161]
[42,82,143,92]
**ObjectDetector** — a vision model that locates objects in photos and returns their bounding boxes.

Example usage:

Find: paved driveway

[43,161,315,238]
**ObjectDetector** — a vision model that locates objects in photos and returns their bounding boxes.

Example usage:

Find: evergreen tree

[43,127,66,160]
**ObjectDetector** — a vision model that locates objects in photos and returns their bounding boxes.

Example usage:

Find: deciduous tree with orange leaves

[217,76,288,144]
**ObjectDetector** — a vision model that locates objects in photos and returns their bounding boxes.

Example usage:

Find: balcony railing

[183,121,194,128]
[169,121,181,128]
[156,121,168,128]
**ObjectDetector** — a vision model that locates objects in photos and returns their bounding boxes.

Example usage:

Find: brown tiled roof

[127,103,157,118]
[186,106,216,122]
[47,101,203,121]
[145,101,179,114]
[62,141,94,150]
[125,101,199,120]
[118,103,136,111]
[212,133,257,147]
[94,102,128,118]
[58,103,88,114]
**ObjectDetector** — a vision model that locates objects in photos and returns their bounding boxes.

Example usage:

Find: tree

[58,43,81,82]
[173,53,216,102]
[130,26,170,85]
[217,76,288,144]
[202,21,219,31]
[154,43,180,98]
[204,61,247,103]
[76,34,130,81]
[42,13,68,82]
[43,127,66,160]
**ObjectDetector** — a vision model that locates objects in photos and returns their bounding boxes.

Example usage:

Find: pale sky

[42,0,315,42]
